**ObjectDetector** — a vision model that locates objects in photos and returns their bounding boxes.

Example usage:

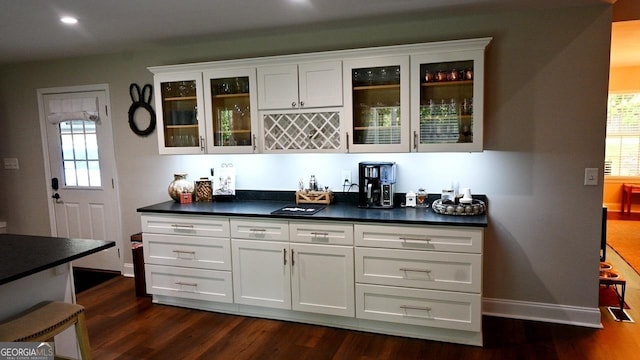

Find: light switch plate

[584,168,598,186]
[3,158,18,170]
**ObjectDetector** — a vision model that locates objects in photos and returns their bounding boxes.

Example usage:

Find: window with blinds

[605,93,640,176]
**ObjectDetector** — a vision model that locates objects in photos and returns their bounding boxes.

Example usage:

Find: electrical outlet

[341,170,351,185]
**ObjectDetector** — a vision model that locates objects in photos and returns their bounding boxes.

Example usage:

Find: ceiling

[0,0,625,66]
[611,20,640,67]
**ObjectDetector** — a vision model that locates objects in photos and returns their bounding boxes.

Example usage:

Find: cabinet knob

[300,101,305,107]
[291,101,297,108]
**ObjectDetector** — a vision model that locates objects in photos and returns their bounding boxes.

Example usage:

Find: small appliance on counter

[358,161,397,208]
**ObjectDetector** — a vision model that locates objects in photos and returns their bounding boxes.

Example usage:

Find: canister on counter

[195,177,213,202]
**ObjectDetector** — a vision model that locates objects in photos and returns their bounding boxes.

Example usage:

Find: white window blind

[605,93,640,176]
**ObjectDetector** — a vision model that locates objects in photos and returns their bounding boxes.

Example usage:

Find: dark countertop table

[0,234,115,286]
[137,194,488,228]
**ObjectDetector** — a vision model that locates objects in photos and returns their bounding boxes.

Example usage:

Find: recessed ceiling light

[60,16,78,25]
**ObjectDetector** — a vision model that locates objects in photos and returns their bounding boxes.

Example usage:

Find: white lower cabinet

[354,222,483,343]
[231,239,291,309]
[291,243,354,317]
[146,264,233,303]
[231,219,355,317]
[355,284,481,332]
[141,214,484,346]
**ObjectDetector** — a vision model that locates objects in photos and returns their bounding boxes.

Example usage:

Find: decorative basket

[296,190,334,205]
[431,199,486,216]
[194,177,213,202]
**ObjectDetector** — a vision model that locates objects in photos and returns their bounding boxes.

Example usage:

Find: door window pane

[59,120,102,187]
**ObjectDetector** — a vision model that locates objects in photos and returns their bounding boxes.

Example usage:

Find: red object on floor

[599,285,629,309]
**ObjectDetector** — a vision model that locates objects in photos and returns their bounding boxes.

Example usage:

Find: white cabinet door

[153,71,206,154]
[231,239,291,309]
[258,61,342,110]
[257,64,299,110]
[202,67,259,154]
[343,56,410,153]
[298,61,342,108]
[410,38,490,152]
[290,243,354,317]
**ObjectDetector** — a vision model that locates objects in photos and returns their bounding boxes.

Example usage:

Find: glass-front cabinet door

[410,42,487,152]
[154,72,205,154]
[343,56,410,153]
[203,68,258,153]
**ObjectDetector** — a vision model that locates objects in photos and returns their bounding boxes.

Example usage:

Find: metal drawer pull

[311,231,329,240]
[175,281,198,287]
[399,237,430,242]
[400,305,432,311]
[399,268,432,273]
[284,248,287,265]
[173,250,196,255]
[172,224,194,229]
[250,228,267,232]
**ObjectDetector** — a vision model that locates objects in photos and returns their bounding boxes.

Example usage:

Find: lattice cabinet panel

[263,112,342,152]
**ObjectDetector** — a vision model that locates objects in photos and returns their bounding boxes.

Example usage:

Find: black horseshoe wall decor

[128,83,156,136]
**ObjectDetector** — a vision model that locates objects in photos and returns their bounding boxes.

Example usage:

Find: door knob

[52,193,60,200]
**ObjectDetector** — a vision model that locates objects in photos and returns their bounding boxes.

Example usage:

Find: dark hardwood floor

[76,277,640,359]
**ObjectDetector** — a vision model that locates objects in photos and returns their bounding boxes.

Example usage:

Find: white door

[290,243,354,317]
[231,239,291,309]
[40,87,122,272]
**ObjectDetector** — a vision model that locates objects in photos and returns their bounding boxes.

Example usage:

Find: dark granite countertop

[137,191,488,228]
[0,234,115,286]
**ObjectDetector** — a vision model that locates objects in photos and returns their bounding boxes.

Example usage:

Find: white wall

[0,5,611,322]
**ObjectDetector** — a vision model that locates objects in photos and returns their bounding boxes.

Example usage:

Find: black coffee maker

[358,161,397,208]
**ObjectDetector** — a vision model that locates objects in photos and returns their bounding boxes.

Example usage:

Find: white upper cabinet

[410,38,490,152]
[343,56,410,153]
[257,61,343,110]
[153,72,206,154]
[149,37,491,154]
[202,68,259,153]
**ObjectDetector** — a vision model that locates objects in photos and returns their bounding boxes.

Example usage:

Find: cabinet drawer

[231,218,289,241]
[143,233,231,271]
[141,214,230,238]
[145,264,233,303]
[355,224,482,253]
[355,248,480,293]
[356,284,481,332]
[289,221,353,245]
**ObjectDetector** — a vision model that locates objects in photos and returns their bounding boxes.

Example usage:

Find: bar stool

[0,301,91,360]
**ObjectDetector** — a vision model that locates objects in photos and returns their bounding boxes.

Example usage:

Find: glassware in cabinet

[154,72,205,154]
[203,68,259,153]
[410,38,489,152]
[344,56,410,153]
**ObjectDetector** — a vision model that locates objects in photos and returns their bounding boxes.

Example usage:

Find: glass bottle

[416,188,427,206]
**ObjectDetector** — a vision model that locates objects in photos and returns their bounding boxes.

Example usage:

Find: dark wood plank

[76,277,640,359]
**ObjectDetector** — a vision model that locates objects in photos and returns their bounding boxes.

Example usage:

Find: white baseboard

[122,263,134,277]
[483,297,602,328]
